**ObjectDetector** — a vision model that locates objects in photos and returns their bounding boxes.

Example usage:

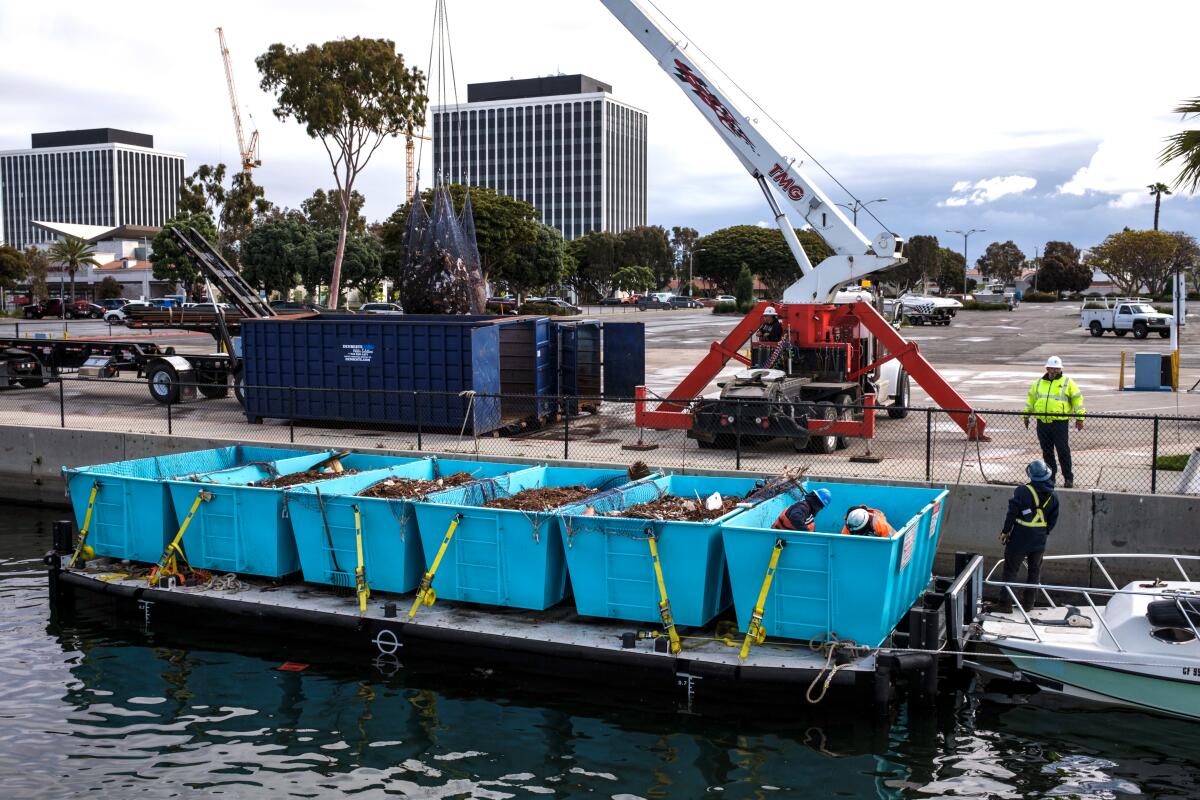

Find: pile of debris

[618,494,740,522]
[255,469,359,489]
[485,486,598,511]
[357,472,475,499]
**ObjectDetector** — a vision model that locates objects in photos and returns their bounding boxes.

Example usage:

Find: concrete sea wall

[5,424,1196,585]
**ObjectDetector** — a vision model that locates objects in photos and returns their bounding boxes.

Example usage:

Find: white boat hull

[996,642,1200,721]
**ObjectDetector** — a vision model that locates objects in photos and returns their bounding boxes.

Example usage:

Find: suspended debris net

[397,185,485,315]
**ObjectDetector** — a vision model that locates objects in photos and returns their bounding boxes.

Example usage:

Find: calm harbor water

[2,504,1197,799]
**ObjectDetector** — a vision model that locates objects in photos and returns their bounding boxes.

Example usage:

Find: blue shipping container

[721,482,949,648]
[241,315,548,433]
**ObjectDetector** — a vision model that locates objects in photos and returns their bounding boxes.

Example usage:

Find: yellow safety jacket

[1023,375,1085,423]
[1014,484,1051,528]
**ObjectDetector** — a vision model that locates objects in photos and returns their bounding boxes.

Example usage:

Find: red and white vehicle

[601,0,987,448]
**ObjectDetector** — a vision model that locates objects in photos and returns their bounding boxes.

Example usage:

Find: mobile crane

[600,0,988,448]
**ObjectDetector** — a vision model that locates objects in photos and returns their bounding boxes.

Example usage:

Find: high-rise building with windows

[0,128,185,249]
[431,75,646,240]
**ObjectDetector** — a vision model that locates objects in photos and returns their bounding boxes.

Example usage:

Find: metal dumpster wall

[241,317,505,432]
[499,317,554,423]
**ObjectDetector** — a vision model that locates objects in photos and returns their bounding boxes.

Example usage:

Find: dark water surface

[2,506,1197,799]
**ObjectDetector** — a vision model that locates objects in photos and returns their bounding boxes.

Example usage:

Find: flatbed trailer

[0,336,237,404]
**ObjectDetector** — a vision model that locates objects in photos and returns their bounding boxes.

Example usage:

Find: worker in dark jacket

[996,459,1060,612]
[757,306,783,342]
[772,487,832,532]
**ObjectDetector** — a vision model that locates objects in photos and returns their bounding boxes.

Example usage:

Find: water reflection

[2,504,1198,799]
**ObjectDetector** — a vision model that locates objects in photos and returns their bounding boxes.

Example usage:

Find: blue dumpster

[284,457,530,593]
[721,482,948,647]
[557,474,764,626]
[165,451,422,577]
[62,446,308,564]
[412,465,645,610]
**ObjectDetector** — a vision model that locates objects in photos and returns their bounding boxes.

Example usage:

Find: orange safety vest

[841,505,894,538]
[773,505,815,532]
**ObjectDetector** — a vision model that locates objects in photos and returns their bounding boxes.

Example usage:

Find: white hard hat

[1045,356,1063,369]
[762,306,778,316]
[845,507,871,532]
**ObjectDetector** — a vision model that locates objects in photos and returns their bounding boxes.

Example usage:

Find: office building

[431,75,646,240]
[0,128,185,249]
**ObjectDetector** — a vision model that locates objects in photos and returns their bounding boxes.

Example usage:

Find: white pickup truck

[1081,298,1174,339]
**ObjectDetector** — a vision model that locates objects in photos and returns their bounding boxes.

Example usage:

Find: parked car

[83,303,106,319]
[96,298,128,310]
[270,301,321,313]
[671,296,704,309]
[359,302,405,315]
[487,296,518,309]
[104,301,152,322]
[523,298,581,315]
[599,296,625,306]
[636,293,675,310]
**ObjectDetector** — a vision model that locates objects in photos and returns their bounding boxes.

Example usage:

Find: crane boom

[216,27,261,175]
[599,0,904,302]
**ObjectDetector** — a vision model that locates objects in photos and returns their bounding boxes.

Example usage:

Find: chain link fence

[1,375,1196,496]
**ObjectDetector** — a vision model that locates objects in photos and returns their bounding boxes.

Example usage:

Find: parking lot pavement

[639,303,1200,414]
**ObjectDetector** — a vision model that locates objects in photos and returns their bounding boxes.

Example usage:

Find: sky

[2,0,1198,260]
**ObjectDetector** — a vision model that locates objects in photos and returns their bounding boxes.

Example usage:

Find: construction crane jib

[217,27,261,175]
[599,0,904,302]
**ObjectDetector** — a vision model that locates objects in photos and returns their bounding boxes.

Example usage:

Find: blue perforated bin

[284,457,531,593]
[721,482,948,648]
[412,465,646,610]
[165,452,422,577]
[557,474,765,626]
[62,446,309,564]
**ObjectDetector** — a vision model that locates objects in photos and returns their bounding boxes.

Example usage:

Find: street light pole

[946,228,985,297]
[687,248,706,297]
[835,198,887,227]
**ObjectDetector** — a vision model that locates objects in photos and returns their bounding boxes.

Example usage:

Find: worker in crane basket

[772,487,832,532]
[1022,355,1086,488]
[841,505,895,537]
[995,459,1060,613]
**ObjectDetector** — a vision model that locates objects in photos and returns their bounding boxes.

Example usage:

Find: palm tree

[48,235,99,314]
[1147,182,1172,230]
[1160,97,1200,193]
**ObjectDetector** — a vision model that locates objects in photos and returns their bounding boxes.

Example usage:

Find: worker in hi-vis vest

[996,460,1060,612]
[1022,355,1085,488]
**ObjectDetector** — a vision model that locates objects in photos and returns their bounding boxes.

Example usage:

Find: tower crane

[216,27,261,175]
[600,0,987,444]
[406,129,432,199]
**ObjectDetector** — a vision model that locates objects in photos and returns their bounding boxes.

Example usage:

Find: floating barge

[48,448,984,707]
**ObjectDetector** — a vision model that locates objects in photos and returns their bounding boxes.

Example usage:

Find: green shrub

[1156,453,1193,471]
[712,302,740,315]
[518,302,578,316]
[1153,305,1174,315]
[1021,290,1057,303]
[963,301,1010,311]
[734,264,754,313]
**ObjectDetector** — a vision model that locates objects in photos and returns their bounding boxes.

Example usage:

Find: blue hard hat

[813,488,832,507]
[1027,459,1052,482]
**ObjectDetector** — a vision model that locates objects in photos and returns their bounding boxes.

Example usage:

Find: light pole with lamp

[687,247,706,297]
[946,228,985,298]
[835,197,887,226]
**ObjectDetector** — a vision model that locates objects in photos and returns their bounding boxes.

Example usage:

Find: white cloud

[1056,123,1182,208]
[940,176,1037,207]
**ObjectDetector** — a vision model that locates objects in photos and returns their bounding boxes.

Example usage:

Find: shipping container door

[602,322,645,400]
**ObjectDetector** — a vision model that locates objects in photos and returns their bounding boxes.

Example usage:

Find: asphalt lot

[0,303,1195,494]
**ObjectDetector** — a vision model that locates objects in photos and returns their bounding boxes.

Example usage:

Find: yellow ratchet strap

[149,489,212,585]
[353,504,370,614]
[646,528,681,655]
[740,538,786,660]
[69,481,100,567]
[408,513,463,619]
